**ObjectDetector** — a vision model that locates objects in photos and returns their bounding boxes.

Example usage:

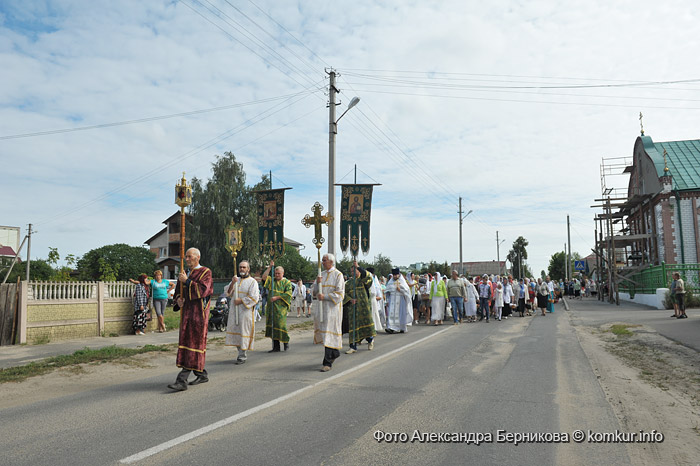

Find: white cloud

[2,0,699,275]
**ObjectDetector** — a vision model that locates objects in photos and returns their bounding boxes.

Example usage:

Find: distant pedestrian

[673,272,687,319]
[132,274,150,335]
[150,270,175,333]
[447,270,466,325]
[292,278,306,318]
[537,278,549,316]
[478,274,491,322]
[305,288,312,317]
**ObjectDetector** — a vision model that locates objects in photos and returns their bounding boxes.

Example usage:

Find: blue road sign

[574,260,585,271]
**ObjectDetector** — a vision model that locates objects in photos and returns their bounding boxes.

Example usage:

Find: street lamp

[328,69,360,256]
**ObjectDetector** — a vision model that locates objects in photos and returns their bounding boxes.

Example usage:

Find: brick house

[620,135,700,265]
[144,212,192,279]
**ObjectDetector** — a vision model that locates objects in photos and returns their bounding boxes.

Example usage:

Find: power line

[197,0,317,86]
[246,0,329,69]
[342,70,700,89]
[36,89,318,226]
[0,91,316,140]
[180,0,316,90]
[342,81,700,104]
[338,77,461,204]
[222,0,325,75]
[343,88,700,111]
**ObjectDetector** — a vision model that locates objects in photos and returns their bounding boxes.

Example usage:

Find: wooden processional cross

[302,202,333,323]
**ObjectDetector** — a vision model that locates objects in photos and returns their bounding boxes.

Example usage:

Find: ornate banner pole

[225,221,243,325]
[175,172,192,327]
[302,202,333,322]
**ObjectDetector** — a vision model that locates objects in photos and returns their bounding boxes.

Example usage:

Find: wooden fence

[0,283,19,345]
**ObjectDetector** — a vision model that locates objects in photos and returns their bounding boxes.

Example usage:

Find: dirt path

[572,318,700,466]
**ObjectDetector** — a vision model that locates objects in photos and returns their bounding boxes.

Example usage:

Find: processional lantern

[175,172,192,273]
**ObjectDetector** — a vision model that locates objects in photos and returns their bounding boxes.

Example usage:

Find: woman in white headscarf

[429,272,448,325]
[464,277,478,322]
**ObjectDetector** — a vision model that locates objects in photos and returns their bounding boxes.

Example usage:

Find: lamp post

[458,197,472,275]
[328,69,360,256]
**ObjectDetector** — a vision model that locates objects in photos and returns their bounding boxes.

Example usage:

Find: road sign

[574,260,585,271]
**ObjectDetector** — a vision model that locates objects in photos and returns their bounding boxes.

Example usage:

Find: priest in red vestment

[168,248,213,391]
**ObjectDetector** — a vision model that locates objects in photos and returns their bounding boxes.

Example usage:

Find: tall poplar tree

[189,151,269,278]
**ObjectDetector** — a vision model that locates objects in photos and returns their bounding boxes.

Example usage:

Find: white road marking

[120,327,452,463]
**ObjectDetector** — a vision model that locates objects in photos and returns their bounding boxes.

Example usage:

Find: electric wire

[342,70,700,90]
[246,0,330,69]
[337,78,461,205]
[344,88,700,111]
[180,0,316,90]
[36,89,318,226]
[223,0,325,75]
[50,103,323,229]
[195,0,318,87]
[341,81,700,104]
[0,91,316,141]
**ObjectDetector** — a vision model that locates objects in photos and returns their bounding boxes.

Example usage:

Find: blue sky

[2,0,700,275]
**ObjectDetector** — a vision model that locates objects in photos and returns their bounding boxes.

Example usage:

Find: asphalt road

[1,308,634,466]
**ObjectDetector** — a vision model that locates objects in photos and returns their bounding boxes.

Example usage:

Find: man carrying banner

[225,260,260,364]
[343,260,376,353]
[261,260,292,353]
[167,248,213,391]
[385,267,411,334]
[312,253,345,372]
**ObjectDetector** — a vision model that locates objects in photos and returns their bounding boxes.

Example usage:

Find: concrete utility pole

[458,198,472,275]
[326,69,360,256]
[327,69,338,256]
[25,223,33,282]
[496,231,504,275]
[567,215,571,282]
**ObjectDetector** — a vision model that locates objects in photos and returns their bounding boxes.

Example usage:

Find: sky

[2,0,700,277]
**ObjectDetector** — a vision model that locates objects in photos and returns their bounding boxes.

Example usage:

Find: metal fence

[619,263,700,295]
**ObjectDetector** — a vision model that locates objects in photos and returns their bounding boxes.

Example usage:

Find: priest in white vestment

[385,268,411,333]
[225,260,260,364]
[312,253,345,372]
[366,267,385,332]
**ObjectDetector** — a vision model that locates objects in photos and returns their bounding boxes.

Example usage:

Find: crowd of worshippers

[166,248,565,391]
[397,272,560,324]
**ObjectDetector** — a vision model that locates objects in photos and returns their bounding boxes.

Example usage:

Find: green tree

[371,253,392,278]
[77,244,157,281]
[507,236,532,279]
[272,244,316,282]
[189,151,269,278]
[548,251,567,280]
[45,247,78,281]
[4,259,55,282]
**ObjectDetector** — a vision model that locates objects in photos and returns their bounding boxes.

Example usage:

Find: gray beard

[239,272,249,278]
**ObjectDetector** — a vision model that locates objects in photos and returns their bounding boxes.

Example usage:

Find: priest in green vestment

[343,261,376,354]
[262,261,293,352]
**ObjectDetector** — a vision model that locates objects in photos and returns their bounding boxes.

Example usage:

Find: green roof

[641,136,700,190]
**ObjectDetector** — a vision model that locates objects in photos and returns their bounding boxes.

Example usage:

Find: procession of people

[164,245,573,390]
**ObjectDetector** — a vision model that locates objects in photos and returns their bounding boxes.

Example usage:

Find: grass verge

[163,307,181,330]
[609,324,640,336]
[0,344,171,384]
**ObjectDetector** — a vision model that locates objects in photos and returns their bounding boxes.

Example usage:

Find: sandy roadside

[572,318,700,466]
